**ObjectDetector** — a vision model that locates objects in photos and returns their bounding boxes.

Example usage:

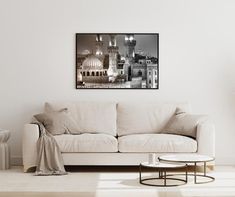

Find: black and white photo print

[76,33,159,89]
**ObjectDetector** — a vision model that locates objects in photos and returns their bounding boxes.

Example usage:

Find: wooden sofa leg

[207,165,215,171]
[196,165,215,172]
[24,166,36,173]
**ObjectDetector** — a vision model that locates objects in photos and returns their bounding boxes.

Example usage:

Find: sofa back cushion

[117,102,191,136]
[161,107,208,138]
[45,101,117,136]
[34,106,80,135]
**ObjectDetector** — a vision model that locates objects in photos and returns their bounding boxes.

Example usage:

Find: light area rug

[1,166,235,197]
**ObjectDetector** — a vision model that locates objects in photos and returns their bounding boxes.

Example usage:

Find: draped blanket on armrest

[31,121,67,176]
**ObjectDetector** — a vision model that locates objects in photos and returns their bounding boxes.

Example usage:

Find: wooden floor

[0,166,235,197]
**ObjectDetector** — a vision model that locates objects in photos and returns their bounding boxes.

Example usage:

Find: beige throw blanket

[32,121,67,176]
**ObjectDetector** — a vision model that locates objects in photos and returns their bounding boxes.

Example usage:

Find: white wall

[0,0,235,165]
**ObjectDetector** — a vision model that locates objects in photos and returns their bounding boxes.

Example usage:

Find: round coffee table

[158,154,215,184]
[139,162,187,187]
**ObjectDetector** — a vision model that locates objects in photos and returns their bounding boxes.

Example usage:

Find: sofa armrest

[196,122,215,158]
[22,123,40,172]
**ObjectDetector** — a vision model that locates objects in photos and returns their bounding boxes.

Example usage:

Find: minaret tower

[107,34,119,80]
[95,34,103,58]
[124,34,136,80]
[124,34,136,62]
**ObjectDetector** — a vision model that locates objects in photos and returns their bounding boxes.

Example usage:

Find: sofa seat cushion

[54,134,118,153]
[118,134,197,153]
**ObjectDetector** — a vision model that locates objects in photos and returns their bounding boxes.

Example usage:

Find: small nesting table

[139,162,187,187]
[159,154,215,184]
[0,129,10,170]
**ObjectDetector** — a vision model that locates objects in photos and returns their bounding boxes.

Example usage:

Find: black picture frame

[75,33,159,89]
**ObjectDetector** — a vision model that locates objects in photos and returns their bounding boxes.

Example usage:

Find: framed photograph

[76,33,159,89]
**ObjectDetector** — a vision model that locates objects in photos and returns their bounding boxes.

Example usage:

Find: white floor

[1,166,235,197]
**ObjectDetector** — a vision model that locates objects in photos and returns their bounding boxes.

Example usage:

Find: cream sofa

[22,101,215,172]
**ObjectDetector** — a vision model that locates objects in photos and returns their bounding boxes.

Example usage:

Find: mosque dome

[82,55,103,70]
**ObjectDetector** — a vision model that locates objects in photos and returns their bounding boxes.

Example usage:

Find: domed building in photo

[77,54,109,83]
